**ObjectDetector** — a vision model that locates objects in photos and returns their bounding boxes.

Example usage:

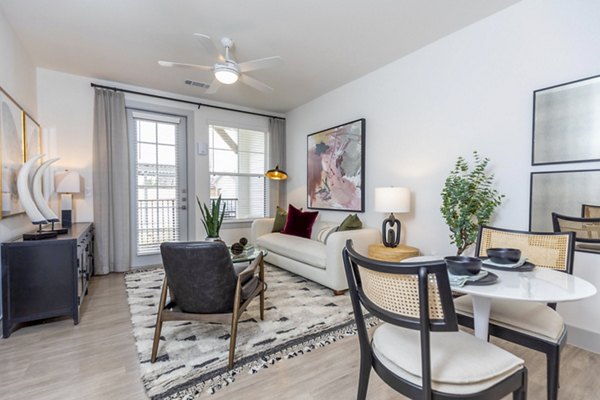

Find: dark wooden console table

[1,222,94,338]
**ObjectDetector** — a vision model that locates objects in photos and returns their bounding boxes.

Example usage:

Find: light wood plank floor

[1,273,599,399]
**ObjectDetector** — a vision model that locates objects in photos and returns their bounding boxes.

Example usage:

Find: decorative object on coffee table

[374,186,410,248]
[231,242,244,255]
[441,151,504,255]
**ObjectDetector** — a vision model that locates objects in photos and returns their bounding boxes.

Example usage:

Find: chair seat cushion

[372,324,524,395]
[454,295,565,342]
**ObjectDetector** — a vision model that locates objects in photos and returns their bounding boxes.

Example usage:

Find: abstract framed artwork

[532,74,600,165]
[307,118,365,212]
[24,113,42,161]
[0,87,25,219]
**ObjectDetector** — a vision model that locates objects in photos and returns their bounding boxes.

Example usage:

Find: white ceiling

[1,0,520,114]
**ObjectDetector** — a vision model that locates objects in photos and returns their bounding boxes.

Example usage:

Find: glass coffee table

[230,246,268,319]
[230,246,268,263]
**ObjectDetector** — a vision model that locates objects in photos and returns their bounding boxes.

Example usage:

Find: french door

[127,109,188,267]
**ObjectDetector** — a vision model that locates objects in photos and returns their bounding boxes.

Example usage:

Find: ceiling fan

[158,34,282,94]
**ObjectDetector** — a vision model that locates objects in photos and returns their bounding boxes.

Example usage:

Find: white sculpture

[32,157,60,223]
[17,154,63,239]
[17,154,47,224]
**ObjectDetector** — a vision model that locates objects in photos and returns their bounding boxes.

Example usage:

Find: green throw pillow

[272,206,288,232]
[338,214,363,231]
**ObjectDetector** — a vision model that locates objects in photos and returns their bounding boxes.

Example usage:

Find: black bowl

[444,256,482,276]
[486,248,521,264]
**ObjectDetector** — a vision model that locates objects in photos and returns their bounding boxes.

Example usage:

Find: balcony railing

[211,197,238,219]
[137,199,178,254]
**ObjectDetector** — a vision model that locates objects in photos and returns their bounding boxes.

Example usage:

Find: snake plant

[197,194,226,238]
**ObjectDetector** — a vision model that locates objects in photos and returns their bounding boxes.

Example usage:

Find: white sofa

[251,218,380,293]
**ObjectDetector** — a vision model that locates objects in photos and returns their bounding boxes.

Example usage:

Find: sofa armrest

[325,228,380,290]
[251,218,275,244]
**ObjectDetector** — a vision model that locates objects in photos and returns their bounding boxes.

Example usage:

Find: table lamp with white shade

[55,170,81,228]
[375,187,411,248]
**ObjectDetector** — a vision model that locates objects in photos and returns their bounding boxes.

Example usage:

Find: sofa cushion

[316,224,338,244]
[272,206,288,232]
[256,232,326,269]
[281,204,319,239]
[339,213,363,231]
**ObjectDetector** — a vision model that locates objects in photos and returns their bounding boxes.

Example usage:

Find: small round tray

[482,259,535,272]
[466,271,498,286]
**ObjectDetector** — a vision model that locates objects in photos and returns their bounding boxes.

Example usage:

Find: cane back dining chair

[552,212,600,250]
[151,241,266,369]
[343,240,527,400]
[581,204,600,218]
[454,225,575,400]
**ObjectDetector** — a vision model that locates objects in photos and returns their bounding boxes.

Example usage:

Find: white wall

[285,0,600,350]
[36,69,273,262]
[0,7,38,319]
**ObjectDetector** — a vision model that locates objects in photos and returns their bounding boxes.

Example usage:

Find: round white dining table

[404,256,598,340]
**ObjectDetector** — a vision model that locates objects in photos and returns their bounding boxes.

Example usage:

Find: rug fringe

[160,317,379,399]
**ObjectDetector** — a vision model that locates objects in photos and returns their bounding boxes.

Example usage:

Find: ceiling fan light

[215,67,239,84]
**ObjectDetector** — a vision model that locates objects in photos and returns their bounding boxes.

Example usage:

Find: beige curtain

[268,118,286,215]
[93,88,130,274]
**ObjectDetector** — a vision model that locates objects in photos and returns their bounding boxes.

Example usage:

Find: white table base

[470,295,491,340]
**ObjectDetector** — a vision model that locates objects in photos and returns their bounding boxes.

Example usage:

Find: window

[209,124,267,221]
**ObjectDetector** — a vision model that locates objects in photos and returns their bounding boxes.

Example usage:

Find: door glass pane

[134,117,181,254]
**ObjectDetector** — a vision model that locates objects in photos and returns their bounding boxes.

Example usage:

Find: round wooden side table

[368,243,420,262]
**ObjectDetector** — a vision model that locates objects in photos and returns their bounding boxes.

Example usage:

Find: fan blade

[205,79,222,94]
[238,56,283,73]
[158,60,213,71]
[239,74,274,93]
[194,33,225,62]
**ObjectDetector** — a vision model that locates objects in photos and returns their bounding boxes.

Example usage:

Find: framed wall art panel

[24,113,42,161]
[307,119,365,212]
[532,74,600,165]
[530,169,600,238]
[0,87,25,219]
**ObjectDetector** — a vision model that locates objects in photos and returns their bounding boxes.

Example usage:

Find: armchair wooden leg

[333,289,347,296]
[151,278,169,363]
[259,255,265,320]
[229,311,240,369]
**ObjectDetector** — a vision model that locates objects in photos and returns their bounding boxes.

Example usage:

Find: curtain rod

[90,83,285,120]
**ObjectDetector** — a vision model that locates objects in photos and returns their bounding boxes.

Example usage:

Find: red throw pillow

[281,204,319,239]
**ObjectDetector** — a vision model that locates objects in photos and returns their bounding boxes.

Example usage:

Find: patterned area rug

[125,264,371,399]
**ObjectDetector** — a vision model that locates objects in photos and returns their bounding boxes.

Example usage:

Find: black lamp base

[61,210,72,228]
[381,213,401,248]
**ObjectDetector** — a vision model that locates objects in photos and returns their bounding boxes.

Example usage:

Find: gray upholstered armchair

[151,241,266,369]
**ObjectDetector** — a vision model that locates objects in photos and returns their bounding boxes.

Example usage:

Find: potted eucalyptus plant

[197,194,226,241]
[440,151,504,256]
